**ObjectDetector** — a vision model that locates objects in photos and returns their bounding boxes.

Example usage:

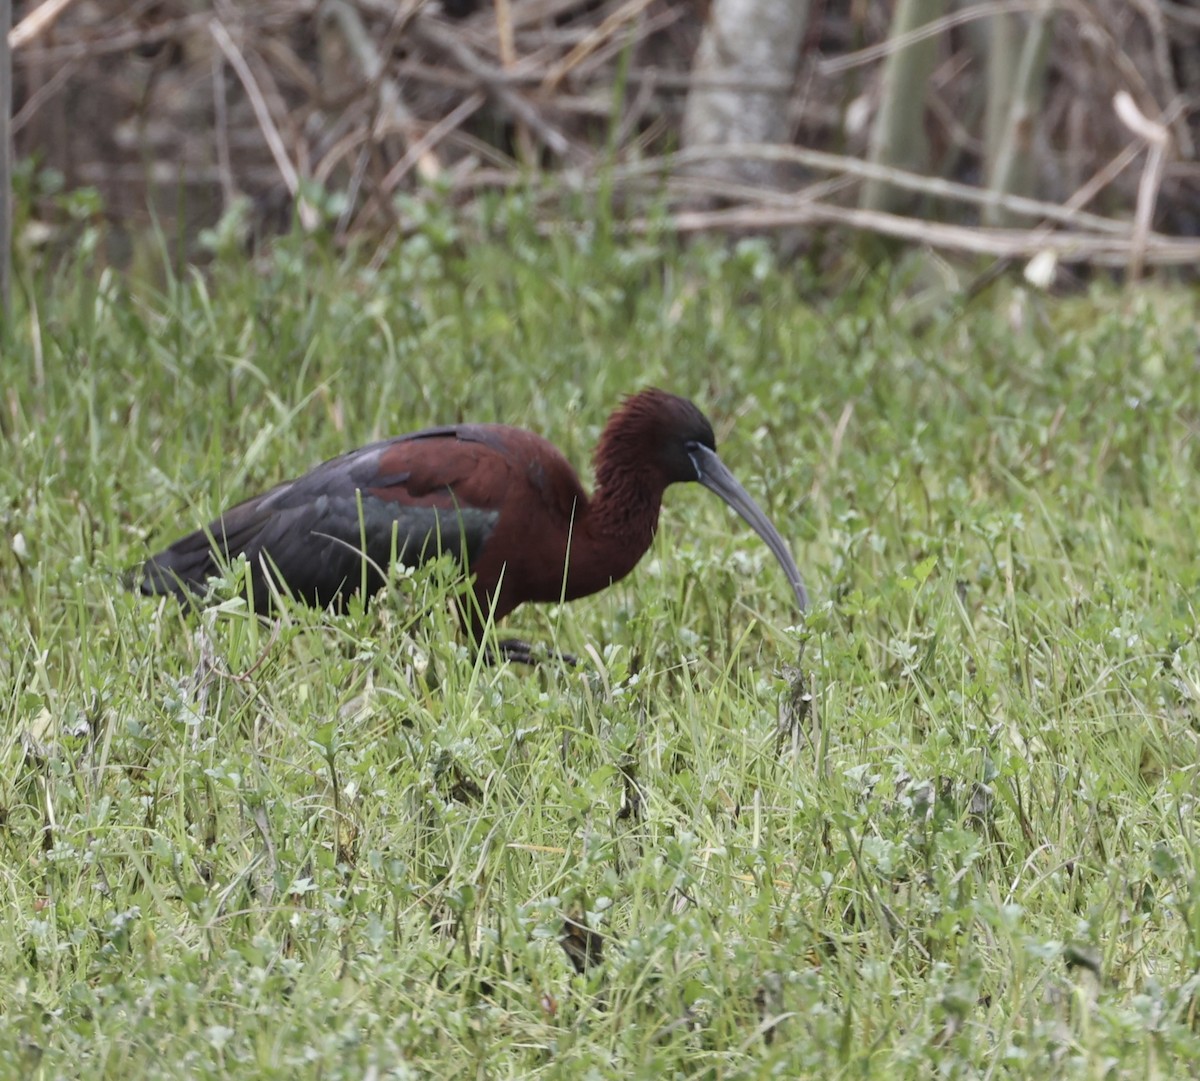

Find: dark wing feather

[138,427,507,610]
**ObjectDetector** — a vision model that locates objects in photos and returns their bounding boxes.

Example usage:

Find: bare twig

[552,2,685,88]
[950,123,1162,303]
[13,5,312,62]
[540,0,657,92]
[606,200,1200,268]
[393,58,799,96]
[568,144,1137,235]
[1161,1,1200,30]
[11,53,78,135]
[668,172,854,209]
[412,13,574,159]
[381,91,486,192]
[209,17,319,231]
[323,0,440,180]
[8,0,79,49]
[211,48,237,208]
[492,0,536,164]
[1059,0,1167,127]
[1127,0,1193,158]
[1113,91,1170,281]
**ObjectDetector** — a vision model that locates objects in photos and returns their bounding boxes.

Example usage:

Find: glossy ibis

[136,389,807,659]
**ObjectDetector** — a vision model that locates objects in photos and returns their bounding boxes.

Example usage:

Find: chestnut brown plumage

[136,390,807,654]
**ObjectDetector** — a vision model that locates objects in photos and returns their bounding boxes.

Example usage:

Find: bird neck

[568,419,672,593]
[581,457,668,576]
[554,478,662,602]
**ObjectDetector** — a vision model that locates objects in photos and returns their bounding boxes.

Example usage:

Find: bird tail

[133,530,223,600]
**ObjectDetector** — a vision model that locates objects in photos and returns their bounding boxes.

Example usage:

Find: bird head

[596,388,718,486]
[596,389,808,613]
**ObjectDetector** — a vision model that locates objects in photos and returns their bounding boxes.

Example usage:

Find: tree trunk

[859,0,947,213]
[983,0,1055,226]
[680,0,810,200]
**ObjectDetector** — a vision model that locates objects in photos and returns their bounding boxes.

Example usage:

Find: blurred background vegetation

[4,0,1200,289]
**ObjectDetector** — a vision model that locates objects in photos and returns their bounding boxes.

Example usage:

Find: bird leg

[488,638,579,667]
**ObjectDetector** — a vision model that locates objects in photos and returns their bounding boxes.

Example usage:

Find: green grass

[3,206,1200,1078]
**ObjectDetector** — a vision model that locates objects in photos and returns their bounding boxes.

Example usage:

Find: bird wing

[140,425,517,608]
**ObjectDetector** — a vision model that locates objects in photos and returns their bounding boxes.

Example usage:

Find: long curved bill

[689,444,808,615]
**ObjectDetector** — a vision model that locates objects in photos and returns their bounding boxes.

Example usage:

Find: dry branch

[620,144,1133,235]
[611,200,1200,268]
